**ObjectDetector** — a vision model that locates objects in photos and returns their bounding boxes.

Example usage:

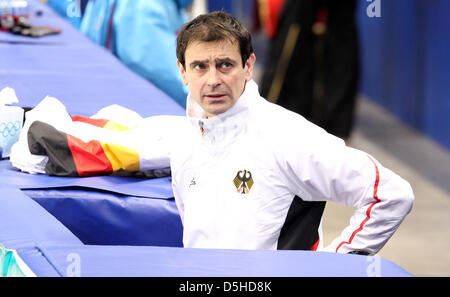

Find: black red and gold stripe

[27,118,139,177]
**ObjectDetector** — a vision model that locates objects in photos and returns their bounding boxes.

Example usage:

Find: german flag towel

[10,96,183,177]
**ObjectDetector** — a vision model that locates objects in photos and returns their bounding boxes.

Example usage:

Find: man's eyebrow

[189,59,209,67]
[215,57,237,64]
[188,57,238,68]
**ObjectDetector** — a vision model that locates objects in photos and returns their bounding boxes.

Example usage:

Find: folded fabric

[10,96,185,177]
[1,244,36,277]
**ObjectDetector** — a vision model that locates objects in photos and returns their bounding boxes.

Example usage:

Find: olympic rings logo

[0,121,21,137]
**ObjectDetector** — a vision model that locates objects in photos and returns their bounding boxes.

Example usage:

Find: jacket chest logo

[233,170,254,194]
[199,120,205,135]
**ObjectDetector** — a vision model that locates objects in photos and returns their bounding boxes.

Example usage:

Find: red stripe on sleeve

[67,134,113,177]
[311,239,320,251]
[71,116,109,128]
[335,156,381,253]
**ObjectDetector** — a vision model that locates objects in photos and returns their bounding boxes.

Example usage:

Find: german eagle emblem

[233,170,254,194]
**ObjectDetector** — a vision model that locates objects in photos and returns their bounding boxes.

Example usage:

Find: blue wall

[207,0,232,12]
[208,0,450,150]
[357,0,450,150]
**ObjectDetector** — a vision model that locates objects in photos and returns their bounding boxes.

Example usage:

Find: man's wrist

[347,250,370,256]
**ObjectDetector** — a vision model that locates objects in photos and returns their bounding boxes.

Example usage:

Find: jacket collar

[186,80,259,142]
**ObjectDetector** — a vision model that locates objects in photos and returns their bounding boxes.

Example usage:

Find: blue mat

[0,42,185,117]
[0,187,82,250]
[0,161,174,199]
[0,2,185,117]
[25,188,183,247]
[1,159,183,247]
[32,243,412,277]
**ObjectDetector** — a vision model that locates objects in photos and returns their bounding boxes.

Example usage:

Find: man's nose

[207,67,222,87]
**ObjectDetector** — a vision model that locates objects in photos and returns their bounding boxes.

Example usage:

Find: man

[173,11,413,254]
[13,11,413,255]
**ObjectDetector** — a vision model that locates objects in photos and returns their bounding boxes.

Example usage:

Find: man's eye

[194,64,205,70]
[221,62,232,69]
[218,62,233,71]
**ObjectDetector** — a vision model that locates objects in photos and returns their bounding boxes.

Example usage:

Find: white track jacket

[169,80,414,254]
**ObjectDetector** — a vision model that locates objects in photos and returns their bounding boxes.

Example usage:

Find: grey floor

[321,96,450,277]
[253,67,450,276]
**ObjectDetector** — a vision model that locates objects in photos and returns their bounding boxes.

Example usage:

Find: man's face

[178,40,255,118]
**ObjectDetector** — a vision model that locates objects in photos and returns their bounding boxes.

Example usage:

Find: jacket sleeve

[275,117,414,254]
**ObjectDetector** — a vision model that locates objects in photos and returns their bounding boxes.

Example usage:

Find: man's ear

[244,53,256,82]
[177,60,188,86]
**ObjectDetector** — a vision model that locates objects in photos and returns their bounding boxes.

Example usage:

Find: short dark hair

[176,11,254,68]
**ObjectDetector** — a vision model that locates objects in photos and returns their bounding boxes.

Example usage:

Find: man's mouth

[204,93,227,101]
